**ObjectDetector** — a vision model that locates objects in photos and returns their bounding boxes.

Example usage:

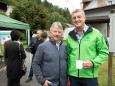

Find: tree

[10,0,50,31]
[50,12,67,29]
[9,0,71,31]
[0,0,18,5]
[42,0,71,26]
[35,0,42,4]
[0,10,6,15]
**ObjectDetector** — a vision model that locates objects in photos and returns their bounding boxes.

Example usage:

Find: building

[82,0,115,40]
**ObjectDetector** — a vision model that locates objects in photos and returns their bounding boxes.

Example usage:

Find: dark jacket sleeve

[20,44,26,59]
[4,41,8,65]
[29,37,37,54]
[32,44,45,85]
[29,37,37,47]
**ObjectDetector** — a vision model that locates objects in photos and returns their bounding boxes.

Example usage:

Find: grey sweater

[32,39,67,86]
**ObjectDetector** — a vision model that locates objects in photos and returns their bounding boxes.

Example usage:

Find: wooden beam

[108,52,113,86]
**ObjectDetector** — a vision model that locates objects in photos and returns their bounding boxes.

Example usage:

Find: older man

[32,22,67,86]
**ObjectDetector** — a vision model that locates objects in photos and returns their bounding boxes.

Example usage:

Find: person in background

[41,31,48,42]
[66,9,109,86]
[32,31,37,37]
[26,29,43,83]
[26,30,33,45]
[4,39,11,65]
[5,30,26,86]
[32,22,68,86]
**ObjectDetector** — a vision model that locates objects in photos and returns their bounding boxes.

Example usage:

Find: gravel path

[0,51,41,86]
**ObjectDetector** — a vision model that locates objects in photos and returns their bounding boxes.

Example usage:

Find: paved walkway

[0,51,41,86]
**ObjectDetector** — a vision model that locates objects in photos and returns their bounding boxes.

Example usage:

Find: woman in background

[5,30,26,86]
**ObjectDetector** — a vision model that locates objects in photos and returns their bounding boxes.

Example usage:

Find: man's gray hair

[50,22,63,31]
[71,9,85,16]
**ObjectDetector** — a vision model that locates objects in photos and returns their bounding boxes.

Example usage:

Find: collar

[69,25,93,41]
[49,37,62,46]
[56,41,62,45]
[84,24,89,33]
[13,41,23,45]
[74,24,89,34]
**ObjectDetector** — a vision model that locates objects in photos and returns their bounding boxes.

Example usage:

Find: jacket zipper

[78,40,81,77]
[56,45,61,85]
[77,38,94,78]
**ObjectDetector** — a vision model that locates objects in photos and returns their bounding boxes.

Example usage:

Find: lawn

[98,57,115,86]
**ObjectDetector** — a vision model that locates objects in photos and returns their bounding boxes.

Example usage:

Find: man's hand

[83,60,93,68]
[43,80,51,86]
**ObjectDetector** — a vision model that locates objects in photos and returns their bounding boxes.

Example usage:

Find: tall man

[66,9,109,86]
[26,29,43,83]
[32,22,67,86]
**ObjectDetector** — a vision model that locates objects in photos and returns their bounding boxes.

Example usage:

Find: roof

[0,14,30,30]
[84,3,115,11]
[86,16,110,23]
[84,0,115,11]
[84,1,115,23]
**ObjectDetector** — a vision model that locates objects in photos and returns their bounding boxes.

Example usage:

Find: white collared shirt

[56,41,61,51]
[76,24,89,43]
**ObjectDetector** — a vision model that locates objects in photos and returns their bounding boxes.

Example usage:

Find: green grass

[98,57,115,86]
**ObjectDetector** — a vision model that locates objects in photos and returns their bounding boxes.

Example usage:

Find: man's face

[50,27,63,43]
[72,12,86,28]
[36,30,41,38]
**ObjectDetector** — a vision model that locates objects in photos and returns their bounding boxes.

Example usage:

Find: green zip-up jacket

[66,26,109,78]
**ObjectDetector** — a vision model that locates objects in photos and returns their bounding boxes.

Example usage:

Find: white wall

[90,23,107,37]
[63,27,75,40]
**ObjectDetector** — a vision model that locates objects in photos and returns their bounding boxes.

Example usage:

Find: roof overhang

[86,16,110,23]
[84,4,115,11]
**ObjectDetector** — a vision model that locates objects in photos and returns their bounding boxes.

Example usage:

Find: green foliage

[0,0,8,4]
[42,0,71,27]
[20,30,26,40]
[0,10,6,15]
[50,12,67,29]
[35,0,42,4]
[0,0,18,5]
[10,0,49,31]
[9,0,71,31]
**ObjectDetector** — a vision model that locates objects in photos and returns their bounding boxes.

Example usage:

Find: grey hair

[71,9,85,16]
[50,22,63,31]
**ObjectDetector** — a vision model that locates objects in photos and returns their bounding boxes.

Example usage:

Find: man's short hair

[41,31,48,39]
[10,30,21,41]
[50,22,63,31]
[71,9,85,16]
